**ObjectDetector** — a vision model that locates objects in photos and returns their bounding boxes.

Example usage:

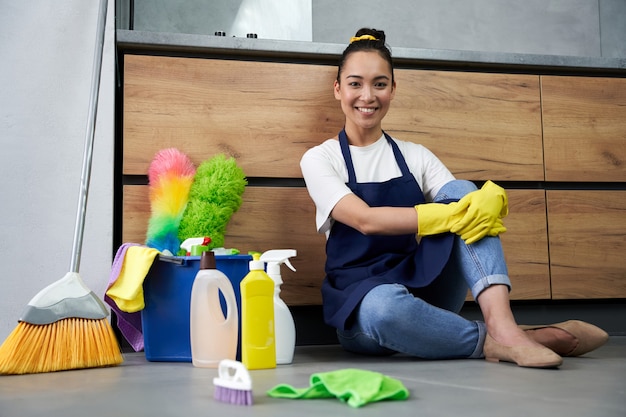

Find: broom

[0,0,123,375]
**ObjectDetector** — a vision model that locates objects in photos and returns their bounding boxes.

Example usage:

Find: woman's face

[334,51,395,134]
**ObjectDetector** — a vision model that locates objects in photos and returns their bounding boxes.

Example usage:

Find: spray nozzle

[260,250,297,286]
[282,259,296,272]
[180,237,211,255]
[260,250,297,269]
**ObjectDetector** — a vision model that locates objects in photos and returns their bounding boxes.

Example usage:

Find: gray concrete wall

[124,0,313,41]
[600,0,626,58]
[313,0,607,57]
[119,0,625,58]
[0,2,115,341]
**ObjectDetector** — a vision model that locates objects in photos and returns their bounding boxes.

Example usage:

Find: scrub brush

[213,359,253,406]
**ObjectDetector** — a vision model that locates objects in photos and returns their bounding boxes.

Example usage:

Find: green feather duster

[177,154,247,249]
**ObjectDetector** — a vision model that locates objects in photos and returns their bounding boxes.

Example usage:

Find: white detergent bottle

[260,249,297,365]
[190,251,238,368]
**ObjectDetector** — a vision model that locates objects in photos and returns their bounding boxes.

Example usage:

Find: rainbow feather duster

[145,148,196,254]
[178,154,247,249]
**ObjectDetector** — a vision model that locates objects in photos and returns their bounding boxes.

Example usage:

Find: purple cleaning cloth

[105,242,145,352]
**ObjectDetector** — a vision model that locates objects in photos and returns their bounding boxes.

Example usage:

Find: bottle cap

[248,253,265,271]
[200,251,216,270]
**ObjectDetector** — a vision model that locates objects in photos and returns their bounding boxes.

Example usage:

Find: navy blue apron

[322,129,454,330]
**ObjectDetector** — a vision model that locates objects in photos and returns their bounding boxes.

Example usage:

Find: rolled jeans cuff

[470,274,511,301]
[470,321,488,359]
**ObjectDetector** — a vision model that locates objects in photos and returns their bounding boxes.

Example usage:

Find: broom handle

[70,0,109,273]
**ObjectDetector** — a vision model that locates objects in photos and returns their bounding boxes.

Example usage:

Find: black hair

[337,28,394,84]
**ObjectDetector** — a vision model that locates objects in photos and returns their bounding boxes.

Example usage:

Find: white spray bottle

[260,249,297,365]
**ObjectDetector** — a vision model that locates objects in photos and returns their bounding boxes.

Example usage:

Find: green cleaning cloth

[267,368,409,408]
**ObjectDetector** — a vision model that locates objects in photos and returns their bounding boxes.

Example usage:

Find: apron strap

[384,131,412,177]
[339,129,357,184]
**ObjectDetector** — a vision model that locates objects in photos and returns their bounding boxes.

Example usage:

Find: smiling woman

[299,27,608,369]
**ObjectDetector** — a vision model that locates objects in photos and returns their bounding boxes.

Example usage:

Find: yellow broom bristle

[0,318,123,375]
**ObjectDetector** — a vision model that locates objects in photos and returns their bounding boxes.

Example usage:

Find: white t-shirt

[300,134,455,234]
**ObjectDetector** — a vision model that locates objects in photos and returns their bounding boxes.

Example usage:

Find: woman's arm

[330,193,418,235]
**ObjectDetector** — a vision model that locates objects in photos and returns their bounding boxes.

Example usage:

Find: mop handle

[70,0,108,273]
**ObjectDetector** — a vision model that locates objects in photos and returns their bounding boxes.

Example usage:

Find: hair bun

[353,28,386,44]
[337,27,394,84]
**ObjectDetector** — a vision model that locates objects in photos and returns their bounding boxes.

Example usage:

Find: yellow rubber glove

[450,180,509,244]
[415,201,467,237]
[491,217,507,233]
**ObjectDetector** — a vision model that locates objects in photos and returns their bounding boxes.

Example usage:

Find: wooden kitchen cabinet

[120,55,624,304]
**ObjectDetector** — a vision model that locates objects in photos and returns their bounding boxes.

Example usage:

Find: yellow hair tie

[350,34,378,44]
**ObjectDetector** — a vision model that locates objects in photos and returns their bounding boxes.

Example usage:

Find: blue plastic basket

[141,254,251,362]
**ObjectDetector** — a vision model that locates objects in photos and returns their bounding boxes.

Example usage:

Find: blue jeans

[336,180,511,359]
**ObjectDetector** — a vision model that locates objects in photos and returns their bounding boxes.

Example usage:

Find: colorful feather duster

[178,154,247,249]
[145,148,196,254]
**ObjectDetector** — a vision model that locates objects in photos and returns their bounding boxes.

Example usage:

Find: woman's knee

[359,284,409,327]
[434,180,477,202]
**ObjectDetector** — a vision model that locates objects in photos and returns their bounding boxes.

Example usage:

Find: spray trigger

[283,259,296,272]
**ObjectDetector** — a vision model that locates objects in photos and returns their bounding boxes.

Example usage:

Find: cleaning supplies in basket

[144,151,245,257]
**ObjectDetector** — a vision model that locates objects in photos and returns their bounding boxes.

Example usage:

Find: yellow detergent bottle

[240,253,276,369]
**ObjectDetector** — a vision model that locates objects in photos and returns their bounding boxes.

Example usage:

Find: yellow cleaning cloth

[106,245,160,313]
[267,368,409,408]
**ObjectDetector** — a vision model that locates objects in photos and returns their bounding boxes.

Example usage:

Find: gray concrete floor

[1,337,624,417]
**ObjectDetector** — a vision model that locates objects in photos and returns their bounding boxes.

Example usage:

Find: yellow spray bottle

[240,253,276,369]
